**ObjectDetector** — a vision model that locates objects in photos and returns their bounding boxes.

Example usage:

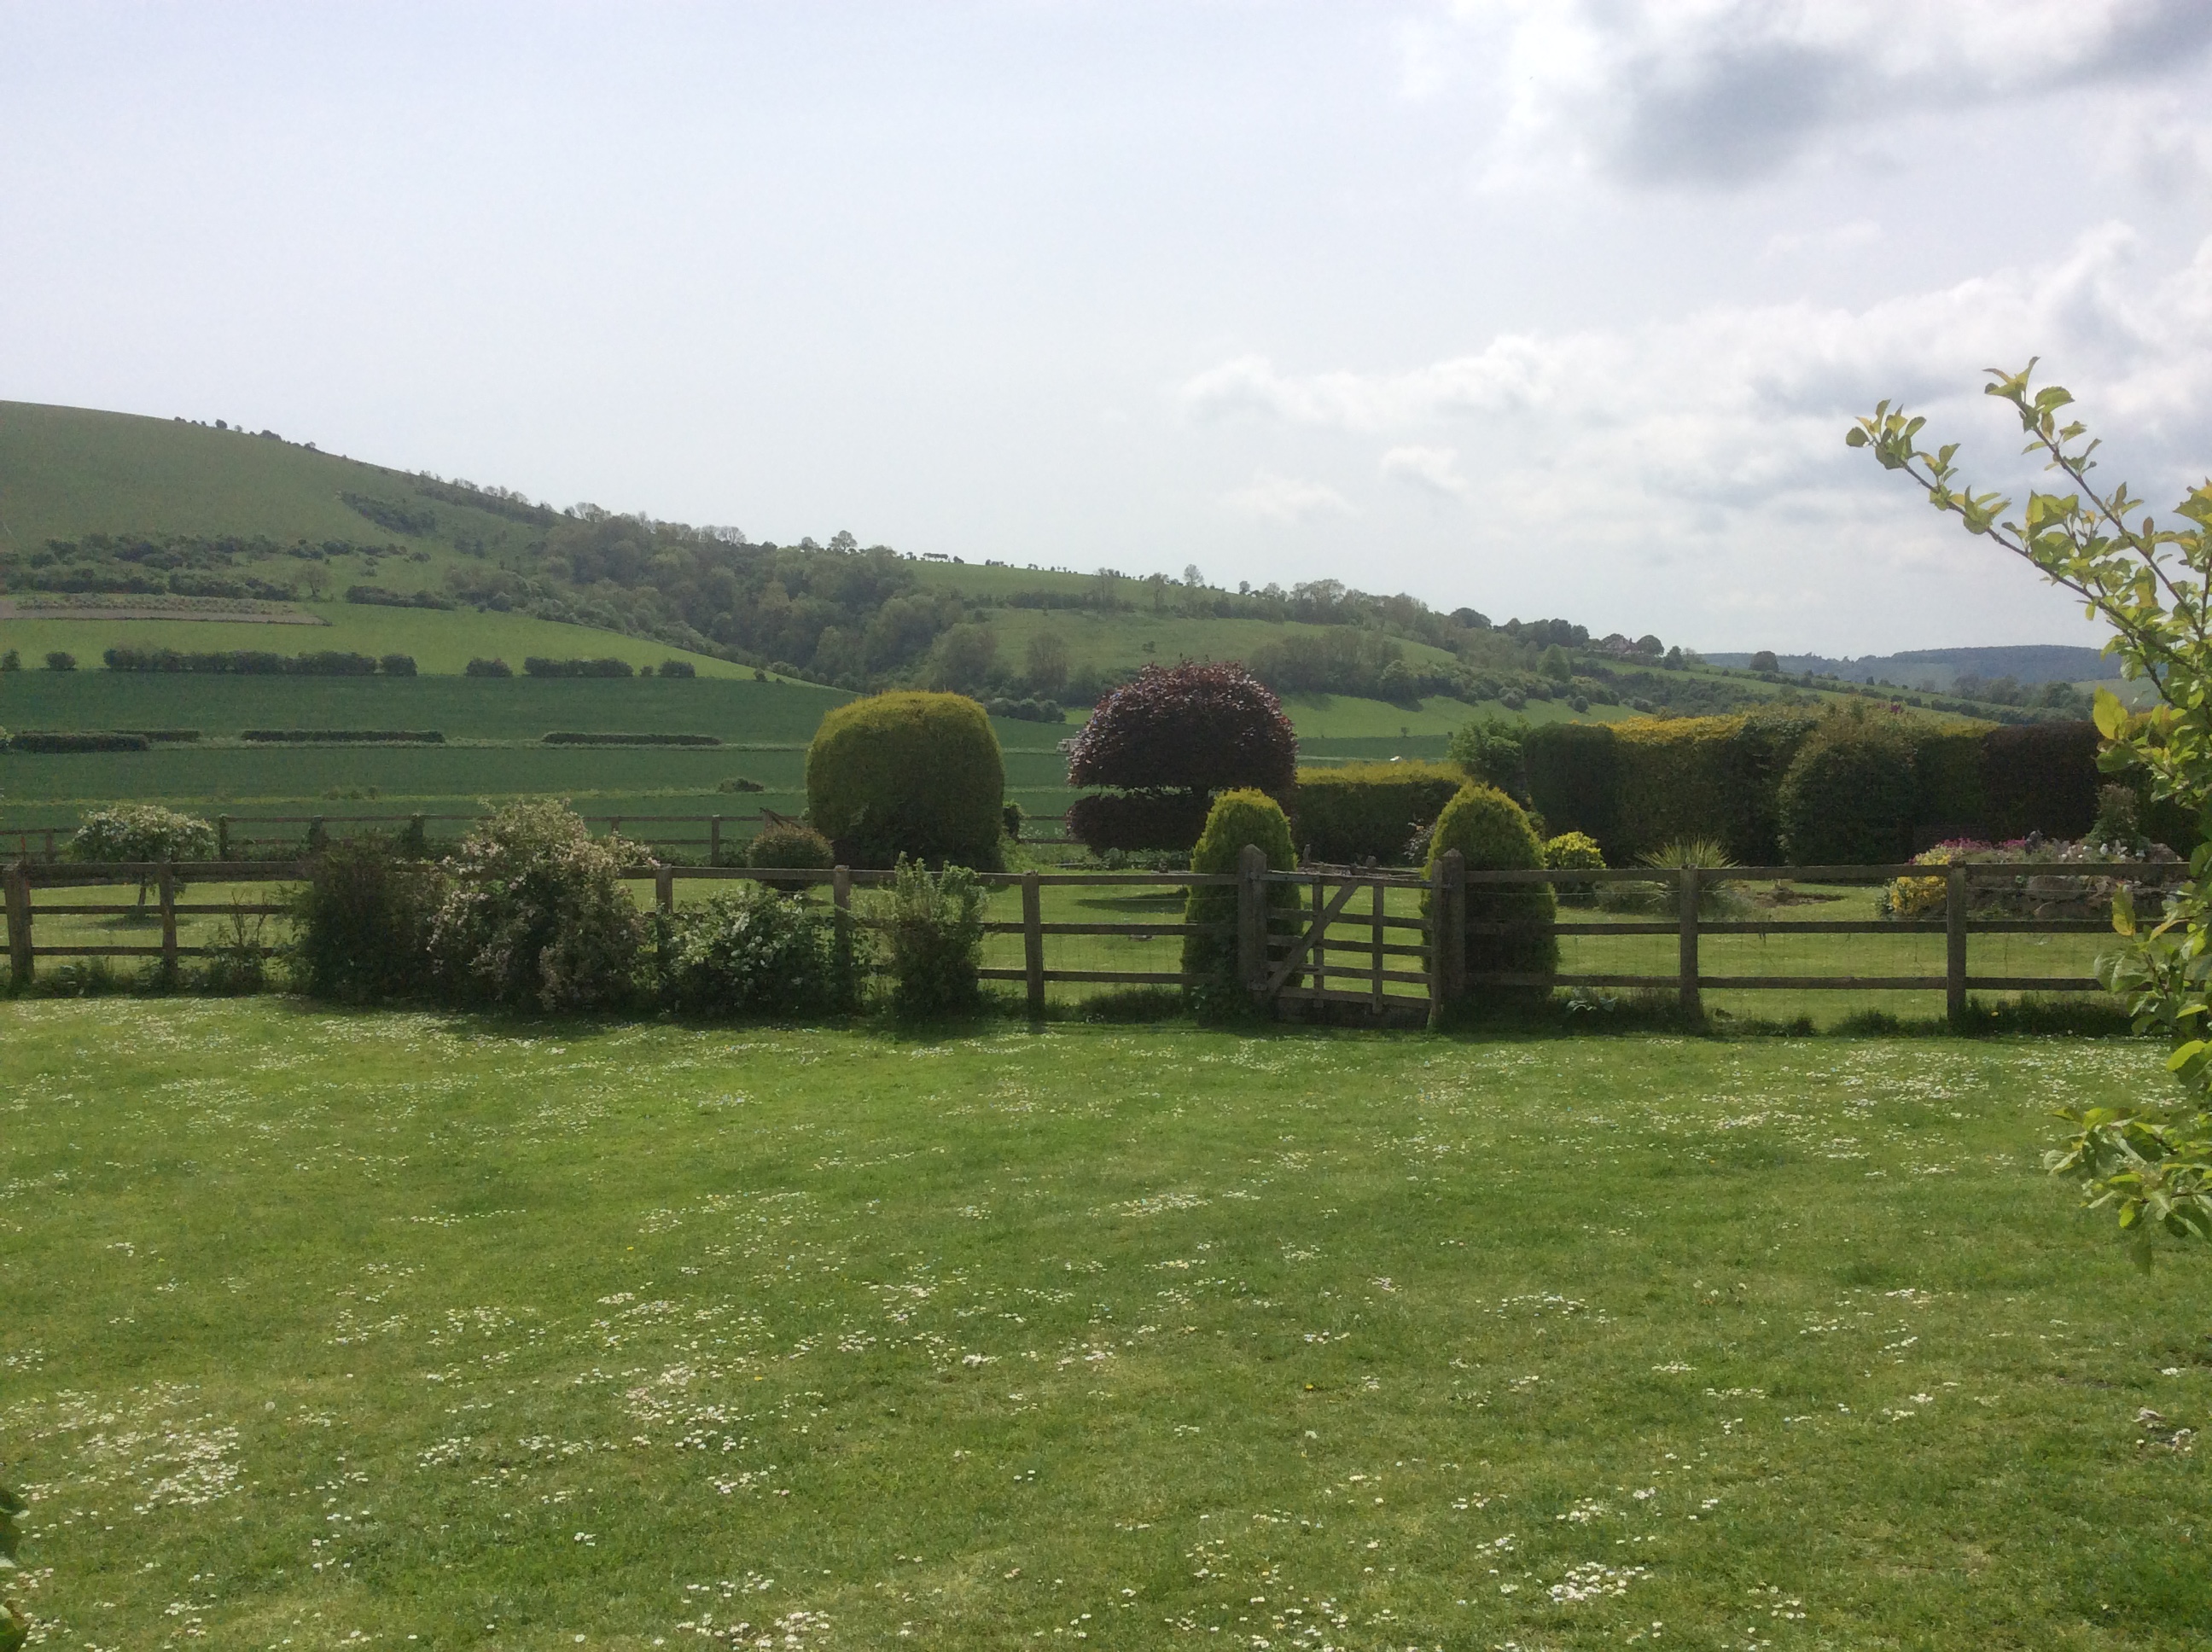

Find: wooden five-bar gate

[3,853,2172,1021]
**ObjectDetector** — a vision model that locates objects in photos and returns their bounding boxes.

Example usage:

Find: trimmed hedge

[1293,761,1464,864]
[1495,711,2163,864]
[1982,722,2102,841]
[127,729,201,743]
[241,729,445,743]
[465,657,514,678]
[523,656,634,678]
[1065,789,1213,853]
[1184,788,1300,1019]
[1778,717,1918,864]
[657,659,697,678]
[9,730,150,753]
[1522,721,1619,846]
[806,691,1005,869]
[1426,783,1557,1003]
[542,731,721,747]
[1610,717,1737,858]
[1908,724,1986,838]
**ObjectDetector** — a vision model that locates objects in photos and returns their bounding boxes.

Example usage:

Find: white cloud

[1181,224,2212,642]
[1220,470,1354,524]
[1449,0,2212,188]
[1380,444,1469,497]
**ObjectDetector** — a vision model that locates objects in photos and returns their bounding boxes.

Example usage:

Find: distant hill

[0,398,2069,727]
[1702,644,2119,688]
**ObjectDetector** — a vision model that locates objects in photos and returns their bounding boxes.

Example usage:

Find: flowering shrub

[661,885,858,1018]
[426,800,645,1012]
[68,805,218,908]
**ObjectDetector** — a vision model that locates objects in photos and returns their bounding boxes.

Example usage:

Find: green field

[0,670,1596,833]
[3,1002,2204,1649]
[0,602,755,678]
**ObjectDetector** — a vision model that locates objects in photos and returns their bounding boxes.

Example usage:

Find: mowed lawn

[3,1005,2207,1650]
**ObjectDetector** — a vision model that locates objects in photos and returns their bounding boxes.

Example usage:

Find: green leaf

[2093,686,2129,740]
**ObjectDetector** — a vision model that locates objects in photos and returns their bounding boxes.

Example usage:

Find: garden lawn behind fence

[3,1003,2208,1649]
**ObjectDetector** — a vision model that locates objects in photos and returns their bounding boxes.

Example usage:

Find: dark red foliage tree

[1065,663,1296,852]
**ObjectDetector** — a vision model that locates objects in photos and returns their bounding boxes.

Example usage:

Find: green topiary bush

[1183,788,1300,1020]
[1425,783,1557,1005]
[425,800,646,1011]
[1293,761,1465,864]
[872,857,987,1018]
[289,835,439,1003]
[806,692,1005,870]
[1777,714,1918,864]
[747,820,836,889]
[661,885,858,1018]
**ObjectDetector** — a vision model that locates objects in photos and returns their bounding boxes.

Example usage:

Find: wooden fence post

[218,814,231,860]
[832,864,853,966]
[1946,862,1969,1021]
[709,815,723,865]
[1441,850,1465,1002]
[5,863,32,988]
[1310,873,1327,992]
[655,864,675,916]
[1022,870,1045,1021]
[1235,845,1264,996]
[1425,855,1447,1027]
[1368,876,1385,1015]
[1677,865,1702,1020]
[159,864,179,979]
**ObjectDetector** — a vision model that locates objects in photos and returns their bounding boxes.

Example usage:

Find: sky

[7,1,2212,654]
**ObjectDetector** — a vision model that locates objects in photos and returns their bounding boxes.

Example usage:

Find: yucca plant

[1597,839,1749,917]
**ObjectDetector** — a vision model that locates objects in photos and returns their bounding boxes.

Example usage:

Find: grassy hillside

[3,398,2052,740]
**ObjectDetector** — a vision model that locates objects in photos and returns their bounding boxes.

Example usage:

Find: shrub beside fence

[6,852,2167,1025]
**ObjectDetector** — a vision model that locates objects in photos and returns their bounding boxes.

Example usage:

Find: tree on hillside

[1849,362,2212,1258]
[1749,650,1779,673]
[1023,630,1070,698]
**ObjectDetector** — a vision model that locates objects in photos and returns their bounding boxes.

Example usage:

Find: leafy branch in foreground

[1848,363,2212,1262]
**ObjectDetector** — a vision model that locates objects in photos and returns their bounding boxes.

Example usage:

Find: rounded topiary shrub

[1777,716,1917,865]
[1067,663,1295,852]
[747,819,835,888]
[1183,788,1300,1020]
[1425,782,1557,1005]
[805,692,1005,870]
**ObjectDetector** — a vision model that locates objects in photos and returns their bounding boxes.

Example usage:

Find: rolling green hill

[0,396,2053,841]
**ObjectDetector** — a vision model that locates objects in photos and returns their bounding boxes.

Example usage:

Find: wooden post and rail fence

[3,853,2168,1021]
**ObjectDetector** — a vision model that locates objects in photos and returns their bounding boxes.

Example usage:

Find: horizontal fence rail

[3,855,2168,1020]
